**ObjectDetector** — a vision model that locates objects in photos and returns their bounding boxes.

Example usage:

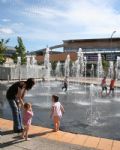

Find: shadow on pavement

[1,130,13,135]
[29,130,53,138]
[0,130,53,149]
[0,139,24,149]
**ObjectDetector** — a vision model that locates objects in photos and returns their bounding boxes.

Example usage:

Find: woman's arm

[21,88,27,100]
[16,87,25,107]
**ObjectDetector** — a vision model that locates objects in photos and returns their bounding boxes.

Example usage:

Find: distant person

[62,77,68,92]
[21,103,33,141]
[42,76,45,82]
[101,77,107,96]
[6,78,35,133]
[108,77,116,97]
[50,95,65,132]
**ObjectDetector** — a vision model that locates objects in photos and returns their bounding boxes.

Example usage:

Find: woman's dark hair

[25,78,35,90]
[52,95,59,102]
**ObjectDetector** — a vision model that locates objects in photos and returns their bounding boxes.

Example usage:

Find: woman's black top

[6,81,25,100]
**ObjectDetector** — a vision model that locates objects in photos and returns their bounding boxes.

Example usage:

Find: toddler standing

[50,95,65,132]
[21,103,33,140]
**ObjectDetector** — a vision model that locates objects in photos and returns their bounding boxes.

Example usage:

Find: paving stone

[112,140,120,150]
[72,134,89,145]
[0,118,116,150]
[84,136,100,148]
[97,138,113,150]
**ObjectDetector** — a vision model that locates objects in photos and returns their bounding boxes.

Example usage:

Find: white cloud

[11,22,24,27]
[1,0,119,50]
[24,7,65,20]
[59,0,120,34]
[2,18,11,22]
[0,27,14,34]
[22,0,120,39]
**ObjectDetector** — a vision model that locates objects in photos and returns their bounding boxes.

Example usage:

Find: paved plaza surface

[0,119,94,150]
[1,118,120,150]
[0,130,95,150]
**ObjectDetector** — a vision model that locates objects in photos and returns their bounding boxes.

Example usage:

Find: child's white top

[52,102,62,117]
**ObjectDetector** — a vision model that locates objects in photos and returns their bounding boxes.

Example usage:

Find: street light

[111,31,116,39]
[110,31,116,61]
[110,31,116,79]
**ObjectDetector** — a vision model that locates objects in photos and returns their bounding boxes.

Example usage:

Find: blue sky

[0,0,120,52]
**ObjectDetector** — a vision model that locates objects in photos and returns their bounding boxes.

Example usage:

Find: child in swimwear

[21,103,33,140]
[50,95,65,132]
[101,77,107,96]
[62,77,68,92]
[108,77,116,97]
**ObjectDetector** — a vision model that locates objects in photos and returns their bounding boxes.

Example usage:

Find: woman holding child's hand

[6,78,35,133]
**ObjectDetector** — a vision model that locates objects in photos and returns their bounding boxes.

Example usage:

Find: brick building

[63,38,120,63]
[35,38,120,64]
[35,38,120,76]
[36,52,77,64]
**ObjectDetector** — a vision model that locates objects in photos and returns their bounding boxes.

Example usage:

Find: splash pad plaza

[1,38,120,140]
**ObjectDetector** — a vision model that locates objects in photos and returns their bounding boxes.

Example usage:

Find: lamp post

[111,31,116,39]
[84,56,87,93]
[110,31,116,61]
[109,31,117,97]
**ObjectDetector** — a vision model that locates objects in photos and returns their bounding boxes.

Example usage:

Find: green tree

[14,37,27,65]
[51,61,57,71]
[102,59,109,76]
[0,38,9,64]
[51,61,57,76]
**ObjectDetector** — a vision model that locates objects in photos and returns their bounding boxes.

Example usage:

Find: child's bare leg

[53,117,58,132]
[57,119,60,131]
[25,125,30,140]
[106,89,107,95]
[108,90,110,95]
[112,90,114,97]
[21,130,25,138]
[21,126,25,138]
[101,92,102,96]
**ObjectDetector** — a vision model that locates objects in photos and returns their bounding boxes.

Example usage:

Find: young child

[101,77,107,96]
[21,103,33,140]
[62,77,68,92]
[50,95,65,132]
[108,77,116,97]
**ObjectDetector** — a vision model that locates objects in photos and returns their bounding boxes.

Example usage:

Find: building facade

[63,38,120,63]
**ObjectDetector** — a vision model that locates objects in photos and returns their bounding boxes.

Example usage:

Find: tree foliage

[51,61,57,71]
[14,37,27,65]
[0,38,9,64]
[102,59,109,76]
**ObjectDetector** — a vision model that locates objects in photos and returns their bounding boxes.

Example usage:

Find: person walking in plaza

[6,78,35,133]
[62,77,68,92]
[101,77,107,97]
[108,77,116,97]
[50,95,65,132]
[21,103,33,141]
